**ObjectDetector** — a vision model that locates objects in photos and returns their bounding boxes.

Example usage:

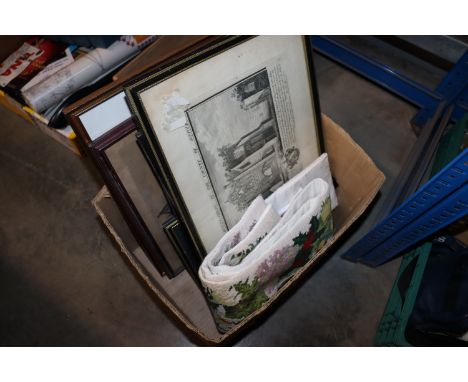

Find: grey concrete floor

[0,39,443,346]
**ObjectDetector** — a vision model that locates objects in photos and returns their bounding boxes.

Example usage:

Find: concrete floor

[0,38,443,346]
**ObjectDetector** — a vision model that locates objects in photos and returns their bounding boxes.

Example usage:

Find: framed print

[125,36,323,258]
[89,118,200,279]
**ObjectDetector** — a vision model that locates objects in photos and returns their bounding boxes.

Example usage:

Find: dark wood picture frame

[64,36,226,282]
[88,118,185,278]
[125,36,324,259]
[71,113,203,281]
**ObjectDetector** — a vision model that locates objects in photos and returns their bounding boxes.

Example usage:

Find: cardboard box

[0,35,81,155]
[92,114,385,345]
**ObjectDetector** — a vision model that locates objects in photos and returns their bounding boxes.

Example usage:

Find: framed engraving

[125,36,323,258]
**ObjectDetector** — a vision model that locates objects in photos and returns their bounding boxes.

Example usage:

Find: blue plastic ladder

[343,148,468,266]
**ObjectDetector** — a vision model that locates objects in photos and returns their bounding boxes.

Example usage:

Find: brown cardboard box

[2,36,207,156]
[92,114,386,345]
[0,89,82,155]
[0,37,81,155]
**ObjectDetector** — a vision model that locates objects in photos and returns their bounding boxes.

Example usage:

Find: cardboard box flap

[323,114,385,229]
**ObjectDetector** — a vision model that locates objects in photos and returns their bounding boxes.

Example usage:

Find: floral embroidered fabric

[199,154,336,333]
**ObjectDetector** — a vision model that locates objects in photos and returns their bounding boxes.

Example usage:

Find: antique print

[129,36,321,254]
[186,68,302,228]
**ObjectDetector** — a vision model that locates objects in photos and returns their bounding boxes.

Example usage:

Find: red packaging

[4,37,67,99]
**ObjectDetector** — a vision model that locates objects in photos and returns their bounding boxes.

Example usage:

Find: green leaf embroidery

[224,277,269,320]
[292,231,308,247]
[228,233,267,265]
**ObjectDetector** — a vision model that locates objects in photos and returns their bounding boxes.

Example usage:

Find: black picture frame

[125,36,324,259]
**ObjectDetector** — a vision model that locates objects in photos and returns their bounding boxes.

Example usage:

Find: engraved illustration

[186,68,300,228]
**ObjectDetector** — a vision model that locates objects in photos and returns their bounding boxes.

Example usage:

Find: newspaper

[21,48,74,91]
